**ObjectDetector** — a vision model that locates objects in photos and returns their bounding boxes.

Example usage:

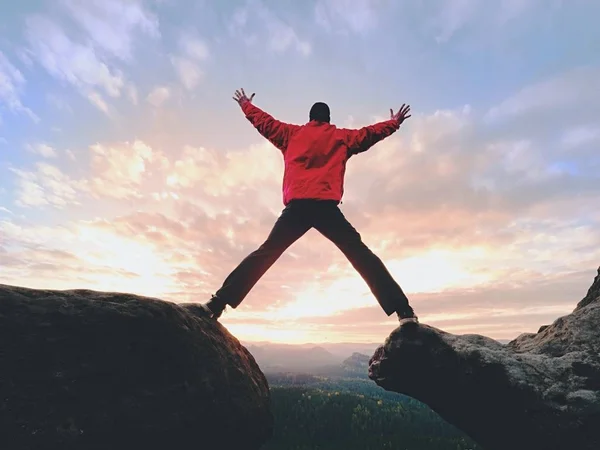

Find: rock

[576,266,600,310]
[368,267,600,450]
[0,284,273,450]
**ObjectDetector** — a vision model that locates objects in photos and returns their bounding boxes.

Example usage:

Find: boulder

[0,284,273,450]
[369,267,600,450]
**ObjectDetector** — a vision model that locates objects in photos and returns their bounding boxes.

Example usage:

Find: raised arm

[233,88,299,153]
[344,104,411,157]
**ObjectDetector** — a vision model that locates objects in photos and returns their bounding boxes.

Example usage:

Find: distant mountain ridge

[243,340,510,374]
[246,343,337,372]
[242,341,380,370]
[341,352,370,372]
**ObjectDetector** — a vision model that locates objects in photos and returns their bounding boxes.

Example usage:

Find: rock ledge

[0,284,273,450]
[369,267,600,450]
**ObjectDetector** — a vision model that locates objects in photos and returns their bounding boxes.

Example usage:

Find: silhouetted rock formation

[369,267,600,450]
[0,284,272,450]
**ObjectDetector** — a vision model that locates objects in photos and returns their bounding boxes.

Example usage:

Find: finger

[390,108,394,117]
[404,114,411,119]
[250,93,255,100]
[241,88,246,97]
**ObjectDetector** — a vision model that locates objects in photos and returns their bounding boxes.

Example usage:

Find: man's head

[309,102,330,123]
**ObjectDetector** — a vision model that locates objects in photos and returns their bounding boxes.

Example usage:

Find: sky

[1,0,599,345]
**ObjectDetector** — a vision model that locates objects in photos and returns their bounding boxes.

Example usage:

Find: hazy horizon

[1,0,599,344]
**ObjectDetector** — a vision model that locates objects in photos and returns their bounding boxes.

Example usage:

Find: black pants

[214,199,412,316]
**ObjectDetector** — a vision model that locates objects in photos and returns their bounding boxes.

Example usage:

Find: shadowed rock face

[369,267,600,450]
[0,284,272,450]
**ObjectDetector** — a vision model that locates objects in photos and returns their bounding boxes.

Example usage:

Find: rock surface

[0,284,273,450]
[369,267,600,450]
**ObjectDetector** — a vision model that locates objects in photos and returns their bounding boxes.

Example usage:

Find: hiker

[201,88,418,325]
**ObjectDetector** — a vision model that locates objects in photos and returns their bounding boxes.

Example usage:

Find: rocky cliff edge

[369,267,600,450]
[0,284,273,450]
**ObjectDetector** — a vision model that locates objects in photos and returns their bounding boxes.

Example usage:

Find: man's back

[284,121,350,204]
[240,99,404,205]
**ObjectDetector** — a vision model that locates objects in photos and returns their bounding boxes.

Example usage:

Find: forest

[263,373,481,450]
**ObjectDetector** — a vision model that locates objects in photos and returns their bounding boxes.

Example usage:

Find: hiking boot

[397,306,419,326]
[200,295,228,320]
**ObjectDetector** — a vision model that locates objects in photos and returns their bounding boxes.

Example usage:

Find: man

[201,88,418,325]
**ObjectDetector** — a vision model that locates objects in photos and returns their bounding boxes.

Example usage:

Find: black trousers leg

[312,203,412,316]
[214,202,312,308]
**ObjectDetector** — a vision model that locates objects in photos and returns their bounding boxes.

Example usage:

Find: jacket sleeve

[342,119,401,157]
[241,101,300,152]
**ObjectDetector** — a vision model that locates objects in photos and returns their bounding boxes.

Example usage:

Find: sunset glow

[1,0,599,344]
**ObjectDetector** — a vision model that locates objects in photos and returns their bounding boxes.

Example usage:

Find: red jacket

[241,101,401,205]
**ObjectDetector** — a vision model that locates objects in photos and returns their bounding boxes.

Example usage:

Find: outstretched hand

[390,104,411,124]
[233,88,255,106]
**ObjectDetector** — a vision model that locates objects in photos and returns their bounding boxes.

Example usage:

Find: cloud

[25,16,125,98]
[23,0,159,111]
[224,266,597,343]
[9,140,171,208]
[0,52,25,109]
[0,51,38,122]
[87,140,170,200]
[26,143,58,158]
[485,66,600,123]
[341,66,600,227]
[87,91,111,114]
[426,0,478,43]
[171,56,203,90]
[9,162,87,208]
[340,119,599,262]
[127,84,139,105]
[90,140,157,185]
[46,93,73,113]
[170,31,209,90]
[178,32,209,61]
[417,0,560,44]
[164,143,281,197]
[61,0,160,61]
[229,0,311,56]
[562,126,600,148]
[146,86,171,107]
[315,0,381,34]
[0,219,174,296]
